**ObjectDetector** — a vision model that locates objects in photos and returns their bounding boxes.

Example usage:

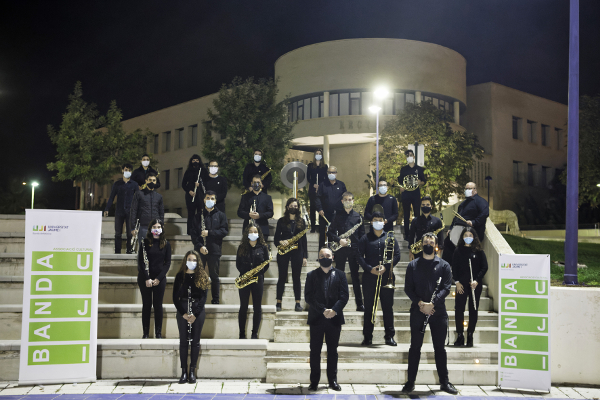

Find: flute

[469,259,477,311]
[192,168,205,202]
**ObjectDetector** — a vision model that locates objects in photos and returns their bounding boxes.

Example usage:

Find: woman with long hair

[274,197,308,312]
[452,226,488,347]
[173,250,209,384]
[306,149,328,232]
[182,154,208,234]
[236,225,270,339]
[137,219,171,339]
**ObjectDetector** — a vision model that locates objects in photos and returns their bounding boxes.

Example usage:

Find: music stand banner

[19,209,102,385]
[498,254,551,392]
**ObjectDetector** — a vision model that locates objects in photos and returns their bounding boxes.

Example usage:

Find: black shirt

[205,175,228,211]
[236,244,271,275]
[328,210,365,253]
[237,191,274,237]
[131,165,161,189]
[304,267,349,326]
[274,218,308,258]
[452,194,489,240]
[404,256,452,315]
[105,179,139,216]
[306,162,328,195]
[243,162,272,191]
[452,246,488,284]
[398,164,426,199]
[172,272,207,317]
[182,166,209,196]
[137,239,171,281]
[408,214,444,249]
[364,194,399,232]
[190,207,229,256]
[315,179,347,220]
[357,230,401,283]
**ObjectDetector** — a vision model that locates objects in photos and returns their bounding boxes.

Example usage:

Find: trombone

[372,231,396,324]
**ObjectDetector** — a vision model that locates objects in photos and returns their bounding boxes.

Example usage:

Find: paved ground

[0,380,599,399]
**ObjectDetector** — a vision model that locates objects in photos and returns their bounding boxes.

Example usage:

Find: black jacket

[315,179,347,220]
[105,179,139,216]
[274,217,308,258]
[452,194,489,240]
[243,162,272,191]
[190,207,229,256]
[327,209,365,253]
[137,239,171,281]
[408,214,445,249]
[236,243,270,275]
[357,229,401,283]
[205,175,228,211]
[305,267,349,326]
[404,256,452,315]
[172,272,207,317]
[452,246,488,285]
[237,191,274,237]
[131,165,161,189]
[182,166,209,197]
[306,162,328,195]
[364,194,399,232]
[129,189,165,229]
[398,164,426,199]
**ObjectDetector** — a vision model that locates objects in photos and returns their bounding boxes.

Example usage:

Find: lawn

[501,234,600,287]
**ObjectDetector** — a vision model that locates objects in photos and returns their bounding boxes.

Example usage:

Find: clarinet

[420,277,442,334]
[187,286,192,346]
[469,259,477,311]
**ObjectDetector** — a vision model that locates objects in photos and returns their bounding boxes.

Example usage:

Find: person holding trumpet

[357,212,401,347]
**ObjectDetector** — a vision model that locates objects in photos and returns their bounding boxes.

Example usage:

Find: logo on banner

[501,263,524,269]
[32,225,69,234]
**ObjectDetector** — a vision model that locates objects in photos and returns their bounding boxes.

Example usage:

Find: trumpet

[131,219,140,253]
[249,200,257,227]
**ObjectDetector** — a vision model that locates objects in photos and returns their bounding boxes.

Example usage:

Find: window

[512,116,522,140]
[406,93,415,104]
[311,96,319,119]
[395,93,405,114]
[163,170,170,190]
[175,128,184,150]
[541,124,549,146]
[153,134,159,153]
[541,166,552,188]
[513,161,524,185]
[527,163,535,186]
[163,131,171,152]
[320,95,324,116]
[176,168,183,189]
[339,93,349,116]
[383,97,393,116]
[555,128,562,150]
[292,102,298,121]
[350,92,360,115]
[329,93,339,117]
[190,125,198,146]
[527,120,536,143]
[297,100,305,120]
[361,92,372,115]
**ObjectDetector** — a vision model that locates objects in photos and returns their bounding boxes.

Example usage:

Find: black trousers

[185,192,204,235]
[309,318,342,385]
[200,254,221,302]
[402,195,421,237]
[308,192,318,229]
[276,249,303,301]
[407,310,449,384]
[176,308,206,369]
[334,248,363,307]
[455,282,483,334]
[362,277,395,340]
[238,275,264,336]
[137,275,167,334]
[114,213,132,254]
[318,214,331,250]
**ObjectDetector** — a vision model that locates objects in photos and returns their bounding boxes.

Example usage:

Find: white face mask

[407,156,414,164]
[142,160,150,167]
[315,154,322,161]
[328,173,336,181]
[373,221,385,231]
[186,261,197,270]
[465,189,473,197]
[254,155,262,162]
[151,228,162,236]
[343,201,353,209]
[205,199,215,209]
[378,186,388,195]
[248,233,259,242]
[123,171,132,179]
[209,166,218,175]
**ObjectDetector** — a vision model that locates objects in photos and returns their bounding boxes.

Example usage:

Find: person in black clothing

[408,195,444,261]
[130,172,164,244]
[305,247,349,392]
[181,154,208,235]
[274,198,308,312]
[402,232,458,395]
[242,149,272,194]
[172,250,209,384]
[306,149,328,232]
[236,225,270,339]
[137,219,171,339]
[328,192,365,311]
[131,154,161,189]
[315,165,347,250]
[104,163,139,254]
[452,227,488,348]
[237,175,274,239]
[357,212,401,347]
[397,150,426,237]
[364,180,399,233]
[190,190,229,304]
[205,160,228,214]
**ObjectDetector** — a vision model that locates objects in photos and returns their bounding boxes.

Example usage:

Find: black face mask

[318,258,333,268]
[423,244,434,255]
[421,206,432,214]
[289,208,299,214]
[192,161,200,168]
[147,182,156,190]
[252,182,261,191]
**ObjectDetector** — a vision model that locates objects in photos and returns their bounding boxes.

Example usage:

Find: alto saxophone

[330,217,363,252]
[278,200,310,255]
[235,251,272,289]
[410,220,446,254]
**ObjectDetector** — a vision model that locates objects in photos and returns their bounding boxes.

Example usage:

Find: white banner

[19,209,102,385]
[498,254,551,392]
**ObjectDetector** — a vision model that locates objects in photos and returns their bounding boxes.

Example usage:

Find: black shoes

[188,370,197,384]
[239,333,247,339]
[179,368,188,384]
[251,333,259,339]
[356,304,365,312]
[328,381,341,391]
[466,332,474,347]
[295,303,303,312]
[401,381,415,393]
[454,333,464,346]
[155,331,162,339]
[142,333,149,339]
[308,383,318,391]
[440,382,458,394]
[385,337,397,346]
[211,299,219,304]
[361,338,372,346]
[276,302,282,312]
[142,328,149,339]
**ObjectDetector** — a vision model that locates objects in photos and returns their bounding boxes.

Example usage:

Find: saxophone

[235,251,273,289]
[410,219,446,254]
[401,173,420,191]
[277,200,310,255]
[330,216,363,252]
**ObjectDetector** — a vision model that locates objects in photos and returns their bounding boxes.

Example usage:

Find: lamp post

[31,182,39,209]
[370,88,389,194]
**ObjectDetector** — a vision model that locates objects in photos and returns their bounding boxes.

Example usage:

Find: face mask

[378,186,388,195]
[343,201,353,209]
[254,155,262,162]
[288,208,299,214]
[248,233,259,242]
[147,182,156,189]
[373,221,385,231]
[328,174,336,181]
[464,237,474,245]
[186,261,197,270]
[465,189,473,197]
[318,258,333,268]
[142,160,150,167]
[423,244,434,255]
[123,171,132,179]
[407,156,414,164]
[151,228,162,236]
[209,167,218,175]
[192,161,200,168]
[421,206,432,214]
[205,200,215,209]
[315,154,322,161]
[252,182,261,191]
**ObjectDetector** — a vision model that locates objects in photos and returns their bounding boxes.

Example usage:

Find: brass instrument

[131,219,140,253]
[371,256,384,324]
[277,200,310,255]
[140,170,160,190]
[241,168,271,195]
[383,231,396,289]
[410,219,446,254]
[400,173,420,191]
[249,200,257,227]
[452,210,469,224]
[192,167,205,203]
[330,217,363,252]
[235,251,272,289]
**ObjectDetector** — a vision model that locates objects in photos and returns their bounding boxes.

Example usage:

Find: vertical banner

[498,254,551,392]
[19,209,101,385]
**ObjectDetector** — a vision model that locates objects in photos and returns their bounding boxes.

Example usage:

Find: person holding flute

[182,154,208,234]
[306,149,328,232]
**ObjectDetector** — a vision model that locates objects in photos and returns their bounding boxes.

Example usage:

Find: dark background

[1,0,599,210]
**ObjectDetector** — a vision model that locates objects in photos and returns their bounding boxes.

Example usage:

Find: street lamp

[369,105,382,194]
[31,182,39,209]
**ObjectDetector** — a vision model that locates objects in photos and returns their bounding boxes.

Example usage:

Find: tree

[0,178,45,214]
[202,77,296,193]
[375,101,484,210]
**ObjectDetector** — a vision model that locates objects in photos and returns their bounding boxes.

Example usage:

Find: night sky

[1,0,599,209]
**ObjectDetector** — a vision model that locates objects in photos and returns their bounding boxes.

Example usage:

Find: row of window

[153,124,201,154]
[512,116,563,150]
[288,91,454,122]
[513,161,559,187]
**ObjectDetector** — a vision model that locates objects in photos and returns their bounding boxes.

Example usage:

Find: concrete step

[0,304,276,341]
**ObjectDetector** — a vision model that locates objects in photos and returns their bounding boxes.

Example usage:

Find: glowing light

[475,359,480,364]
[369,105,381,113]
[374,88,389,99]
[464,321,468,326]
[452,291,456,296]
[31,182,39,187]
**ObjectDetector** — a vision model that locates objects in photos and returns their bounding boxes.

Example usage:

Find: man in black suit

[304,247,349,392]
